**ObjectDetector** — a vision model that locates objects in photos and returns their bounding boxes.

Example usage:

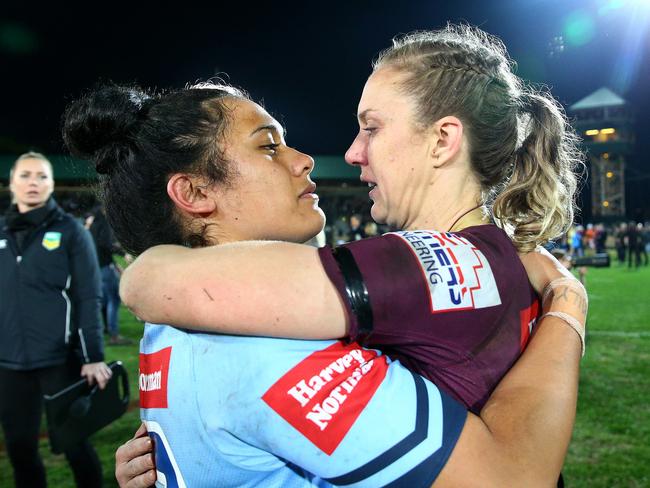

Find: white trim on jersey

[145,420,188,488]
[78,329,89,363]
[62,275,72,344]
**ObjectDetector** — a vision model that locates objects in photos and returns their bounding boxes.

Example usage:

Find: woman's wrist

[540,277,588,356]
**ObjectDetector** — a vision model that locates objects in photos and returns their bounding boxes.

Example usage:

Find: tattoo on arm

[553,285,588,316]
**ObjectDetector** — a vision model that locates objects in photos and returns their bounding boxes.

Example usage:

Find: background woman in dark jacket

[0,152,110,487]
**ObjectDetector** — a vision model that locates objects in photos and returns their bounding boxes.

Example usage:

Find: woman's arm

[120,242,349,338]
[69,222,113,388]
[435,251,586,487]
[115,287,584,488]
[437,313,581,486]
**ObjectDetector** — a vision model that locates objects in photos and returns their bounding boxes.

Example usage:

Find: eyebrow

[357,109,378,124]
[249,124,287,138]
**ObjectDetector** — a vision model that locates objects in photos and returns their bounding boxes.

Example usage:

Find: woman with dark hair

[0,152,110,488]
[119,25,584,412]
[63,72,585,486]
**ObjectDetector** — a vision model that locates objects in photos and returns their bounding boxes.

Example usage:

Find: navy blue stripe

[324,372,428,485]
[383,391,468,488]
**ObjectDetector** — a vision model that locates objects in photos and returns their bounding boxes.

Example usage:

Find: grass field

[0,260,648,487]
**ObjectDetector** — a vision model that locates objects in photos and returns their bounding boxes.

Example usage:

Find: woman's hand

[115,423,156,488]
[520,246,588,355]
[80,361,113,389]
[519,247,574,296]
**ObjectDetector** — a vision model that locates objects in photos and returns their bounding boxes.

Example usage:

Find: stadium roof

[570,87,627,111]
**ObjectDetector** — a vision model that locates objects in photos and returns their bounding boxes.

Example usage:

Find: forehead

[14,158,53,174]
[226,98,284,137]
[357,68,415,120]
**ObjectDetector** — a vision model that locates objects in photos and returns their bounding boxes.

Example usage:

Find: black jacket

[0,198,104,370]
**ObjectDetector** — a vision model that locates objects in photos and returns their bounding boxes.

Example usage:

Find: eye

[262,143,280,154]
[363,127,377,135]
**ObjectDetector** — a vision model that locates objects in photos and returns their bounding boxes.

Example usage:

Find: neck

[403,156,489,231]
[405,184,486,232]
[447,206,489,232]
[16,201,47,214]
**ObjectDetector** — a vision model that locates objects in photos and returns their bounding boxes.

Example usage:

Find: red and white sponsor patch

[388,230,502,314]
[139,347,171,409]
[519,299,540,352]
[262,341,388,455]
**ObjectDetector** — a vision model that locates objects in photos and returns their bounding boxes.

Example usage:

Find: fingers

[95,372,109,390]
[134,422,148,439]
[117,433,154,462]
[81,363,113,389]
[124,469,156,488]
[116,435,156,488]
[95,364,112,390]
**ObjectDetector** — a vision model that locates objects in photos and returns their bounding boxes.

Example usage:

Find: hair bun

[62,85,151,174]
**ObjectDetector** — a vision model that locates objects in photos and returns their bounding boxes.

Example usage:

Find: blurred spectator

[349,213,366,241]
[626,221,642,268]
[86,205,132,345]
[637,222,648,266]
[615,222,627,265]
[364,221,379,237]
[0,152,108,487]
[594,223,607,254]
[584,223,595,252]
[570,225,584,258]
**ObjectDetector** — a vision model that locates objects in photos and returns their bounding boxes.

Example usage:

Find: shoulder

[55,212,92,243]
[456,225,522,265]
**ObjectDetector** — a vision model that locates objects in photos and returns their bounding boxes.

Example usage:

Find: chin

[370,206,387,226]
[294,211,326,244]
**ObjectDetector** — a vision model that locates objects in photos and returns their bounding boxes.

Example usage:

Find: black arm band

[331,246,374,337]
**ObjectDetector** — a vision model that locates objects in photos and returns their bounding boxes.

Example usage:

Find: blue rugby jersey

[139,324,467,487]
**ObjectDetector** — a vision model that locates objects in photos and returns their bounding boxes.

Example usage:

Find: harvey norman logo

[140,370,162,392]
[139,347,171,409]
[263,341,388,455]
[388,230,501,314]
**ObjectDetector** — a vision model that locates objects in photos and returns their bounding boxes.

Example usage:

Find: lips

[299,183,317,198]
[360,176,377,196]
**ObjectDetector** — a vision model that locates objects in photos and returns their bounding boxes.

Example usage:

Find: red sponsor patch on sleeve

[519,299,541,352]
[139,347,171,409]
[262,341,388,455]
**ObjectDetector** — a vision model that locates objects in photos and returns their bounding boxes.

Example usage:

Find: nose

[344,132,368,167]
[289,147,315,176]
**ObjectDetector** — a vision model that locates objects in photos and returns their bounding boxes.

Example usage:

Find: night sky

[2,0,649,215]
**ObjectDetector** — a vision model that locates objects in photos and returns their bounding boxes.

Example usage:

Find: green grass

[563,262,650,488]
[0,261,648,487]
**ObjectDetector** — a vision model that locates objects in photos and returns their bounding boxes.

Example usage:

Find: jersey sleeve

[317,231,503,346]
[198,340,467,487]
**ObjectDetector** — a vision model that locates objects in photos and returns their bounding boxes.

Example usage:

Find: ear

[430,116,464,167]
[166,174,217,218]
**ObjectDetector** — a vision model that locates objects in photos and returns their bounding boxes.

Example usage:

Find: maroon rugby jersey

[318,225,540,413]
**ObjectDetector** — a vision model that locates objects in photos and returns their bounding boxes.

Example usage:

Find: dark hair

[375,24,584,251]
[63,82,249,255]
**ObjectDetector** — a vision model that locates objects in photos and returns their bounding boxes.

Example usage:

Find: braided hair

[374,24,583,252]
